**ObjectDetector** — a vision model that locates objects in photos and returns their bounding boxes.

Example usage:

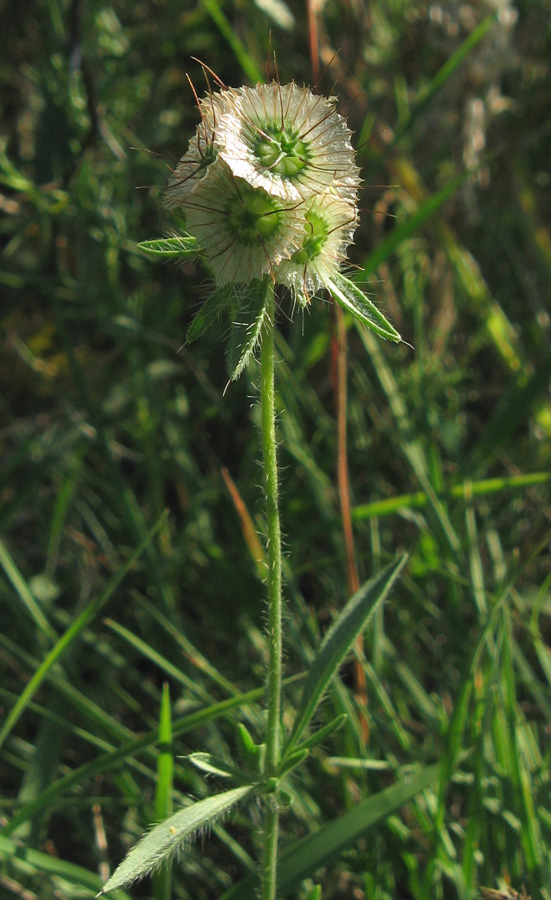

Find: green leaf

[199,0,263,84]
[0,537,57,639]
[236,722,266,774]
[3,683,266,838]
[226,279,271,381]
[188,752,233,778]
[359,170,468,278]
[138,236,199,258]
[294,715,347,753]
[0,833,133,898]
[327,273,401,341]
[99,785,255,895]
[236,722,256,755]
[219,763,438,899]
[0,513,168,752]
[284,555,408,757]
[187,284,235,343]
[187,752,252,784]
[277,749,309,778]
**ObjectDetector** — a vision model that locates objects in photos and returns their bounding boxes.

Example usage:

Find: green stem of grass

[260,283,283,900]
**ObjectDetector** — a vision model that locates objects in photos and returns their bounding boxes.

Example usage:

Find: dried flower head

[274,193,358,306]
[180,159,302,285]
[215,81,361,202]
[164,91,229,208]
[145,76,401,363]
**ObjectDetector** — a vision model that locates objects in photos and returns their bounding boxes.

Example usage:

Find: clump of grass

[1,1,550,899]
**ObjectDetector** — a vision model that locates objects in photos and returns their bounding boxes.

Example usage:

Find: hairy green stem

[260,284,283,900]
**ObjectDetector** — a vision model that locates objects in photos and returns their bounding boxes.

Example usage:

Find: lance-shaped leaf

[226,279,270,381]
[293,714,347,753]
[138,235,199,259]
[187,283,236,343]
[284,555,407,758]
[188,752,254,784]
[99,785,254,895]
[327,272,401,342]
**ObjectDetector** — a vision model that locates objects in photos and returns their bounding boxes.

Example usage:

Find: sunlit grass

[1,0,550,898]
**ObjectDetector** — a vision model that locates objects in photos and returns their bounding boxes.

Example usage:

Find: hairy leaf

[187,284,235,343]
[328,272,401,341]
[138,235,199,258]
[226,280,271,381]
[99,785,254,895]
[284,555,407,757]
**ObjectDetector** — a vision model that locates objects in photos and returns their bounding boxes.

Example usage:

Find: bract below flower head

[163,91,230,209]
[181,160,303,285]
[274,194,358,305]
[215,81,361,203]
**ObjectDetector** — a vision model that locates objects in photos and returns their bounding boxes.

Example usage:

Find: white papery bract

[274,193,358,306]
[182,160,303,285]
[164,91,230,208]
[215,81,361,203]
[160,79,401,350]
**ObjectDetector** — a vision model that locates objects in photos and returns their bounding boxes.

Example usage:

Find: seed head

[156,78,401,347]
[181,160,302,284]
[164,91,229,208]
[215,81,361,202]
[274,193,358,305]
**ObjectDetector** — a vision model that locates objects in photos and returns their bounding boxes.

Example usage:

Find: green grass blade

[468,356,551,473]
[0,512,168,752]
[138,596,241,696]
[277,764,438,896]
[500,607,542,870]
[104,618,215,703]
[2,685,265,836]
[153,683,174,900]
[284,555,407,757]
[352,472,550,520]
[0,833,132,898]
[358,327,461,556]
[360,172,466,278]
[393,13,496,143]
[0,537,56,639]
[100,785,255,895]
[199,0,263,84]
[422,583,520,892]
[0,631,136,746]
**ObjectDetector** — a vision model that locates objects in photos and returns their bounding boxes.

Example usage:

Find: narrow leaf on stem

[226,278,271,381]
[99,785,254,896]
[328,272,401,342]
[138,236,199,258]
[284,555,408,758]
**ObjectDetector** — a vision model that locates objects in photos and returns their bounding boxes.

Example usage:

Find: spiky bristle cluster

[164,79,360,305]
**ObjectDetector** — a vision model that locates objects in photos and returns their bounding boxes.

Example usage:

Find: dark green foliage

[1,0,551,899]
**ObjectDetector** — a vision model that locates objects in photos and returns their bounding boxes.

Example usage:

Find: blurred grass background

[1,0,551,898]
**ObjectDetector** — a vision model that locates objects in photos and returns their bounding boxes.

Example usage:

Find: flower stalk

[118,74,404,900]
[259,281,283,900]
